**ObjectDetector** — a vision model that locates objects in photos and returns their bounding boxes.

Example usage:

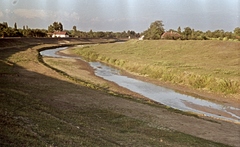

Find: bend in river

[40,47,240,124]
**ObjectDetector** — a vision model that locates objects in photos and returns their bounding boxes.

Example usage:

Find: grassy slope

[0,39,231,146]
[73,40,240,97]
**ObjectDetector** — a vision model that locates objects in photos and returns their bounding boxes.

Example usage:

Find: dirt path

[42,48,240,146]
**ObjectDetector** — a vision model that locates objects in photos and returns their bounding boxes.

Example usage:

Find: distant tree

[0,22,23,37]
[59,22,63,31]
[121,31,128,38]
[193,30,205,40]
[0,22,7,31]
[127,30,136,38]
[0,22,8,37]
[143,20,165,40]
[205,30,213,38]
[168,29,176,32]
[3,27,13,37]
[24,29,34,37]
[14,22,17,30]
[183,27,192,40]
[31,29,46,37]
[105,31,115,38]
[23,25,25,30]
[53,22,59,31]
[234,27,240,36]
[95,31,105,38]
[48,25,54,33]
[3,22,8,28]
[224,31,233,39]
[191,29,196,40]
[212,29,224,39]
[48,22,63,32]
[177,26,181,34]
[71,26,77,37]
[88,29,94,38]
[73,26,77,32]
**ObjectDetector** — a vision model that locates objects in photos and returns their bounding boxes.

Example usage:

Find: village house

[52,31,69,38]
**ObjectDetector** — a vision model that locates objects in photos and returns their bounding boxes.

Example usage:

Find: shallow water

[40,47,240,123]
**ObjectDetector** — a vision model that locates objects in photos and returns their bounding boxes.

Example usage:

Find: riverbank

[56,47,240,122]
[1,39,240,146]
[71,40,240,105]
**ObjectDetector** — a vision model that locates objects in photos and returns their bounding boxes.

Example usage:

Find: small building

[52,31,69,38]
[161,31,181,40]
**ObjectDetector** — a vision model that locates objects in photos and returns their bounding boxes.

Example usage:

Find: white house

[52,31,69,38]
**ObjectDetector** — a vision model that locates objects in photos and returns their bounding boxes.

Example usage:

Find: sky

[0,0,239,32]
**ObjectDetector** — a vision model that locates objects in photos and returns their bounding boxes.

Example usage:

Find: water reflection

[40,47,240,123]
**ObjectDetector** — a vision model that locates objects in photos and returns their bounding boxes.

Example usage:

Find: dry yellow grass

[73,40,240,96]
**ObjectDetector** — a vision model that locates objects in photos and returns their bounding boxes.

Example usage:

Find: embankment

[1,38,239,146]
[72,40,240,103]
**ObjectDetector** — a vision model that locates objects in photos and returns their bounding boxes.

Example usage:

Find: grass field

[73,40,240,97]
[0,39,235,146]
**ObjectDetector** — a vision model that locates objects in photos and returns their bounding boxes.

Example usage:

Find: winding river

[40,46,240,123]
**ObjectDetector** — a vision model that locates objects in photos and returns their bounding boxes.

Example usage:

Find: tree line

[0,22,48,38]
[0,21,139,39]
[0,21,239,41]
[143,20,240,41]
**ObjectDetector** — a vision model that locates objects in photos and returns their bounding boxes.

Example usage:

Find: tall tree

[48,22,64,32]
[234,27,240,36]
[72,26,77,37]
[88,29,94,38]
[14,22,17,30]
[177,26,181,34]
[48,25,54,33]
[143,20,165,40]
[3,22,8,28]
[59,22,63,31]
[183,27,192,40]
[73,26,77,32]
[53,22,59,31]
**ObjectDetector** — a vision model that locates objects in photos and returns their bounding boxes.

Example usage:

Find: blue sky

[0,0,239,32]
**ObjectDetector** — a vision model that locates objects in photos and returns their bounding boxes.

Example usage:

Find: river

[40,46,240,123]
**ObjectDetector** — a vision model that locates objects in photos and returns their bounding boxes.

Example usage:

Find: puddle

[40,47,240,123]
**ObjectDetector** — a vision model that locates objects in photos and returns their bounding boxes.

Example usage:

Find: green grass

[73,40,240,96]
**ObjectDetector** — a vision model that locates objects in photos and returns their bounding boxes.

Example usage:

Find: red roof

[161,31,181,39]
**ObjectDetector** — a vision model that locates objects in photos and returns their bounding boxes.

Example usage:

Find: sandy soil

[42,48,240,146]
